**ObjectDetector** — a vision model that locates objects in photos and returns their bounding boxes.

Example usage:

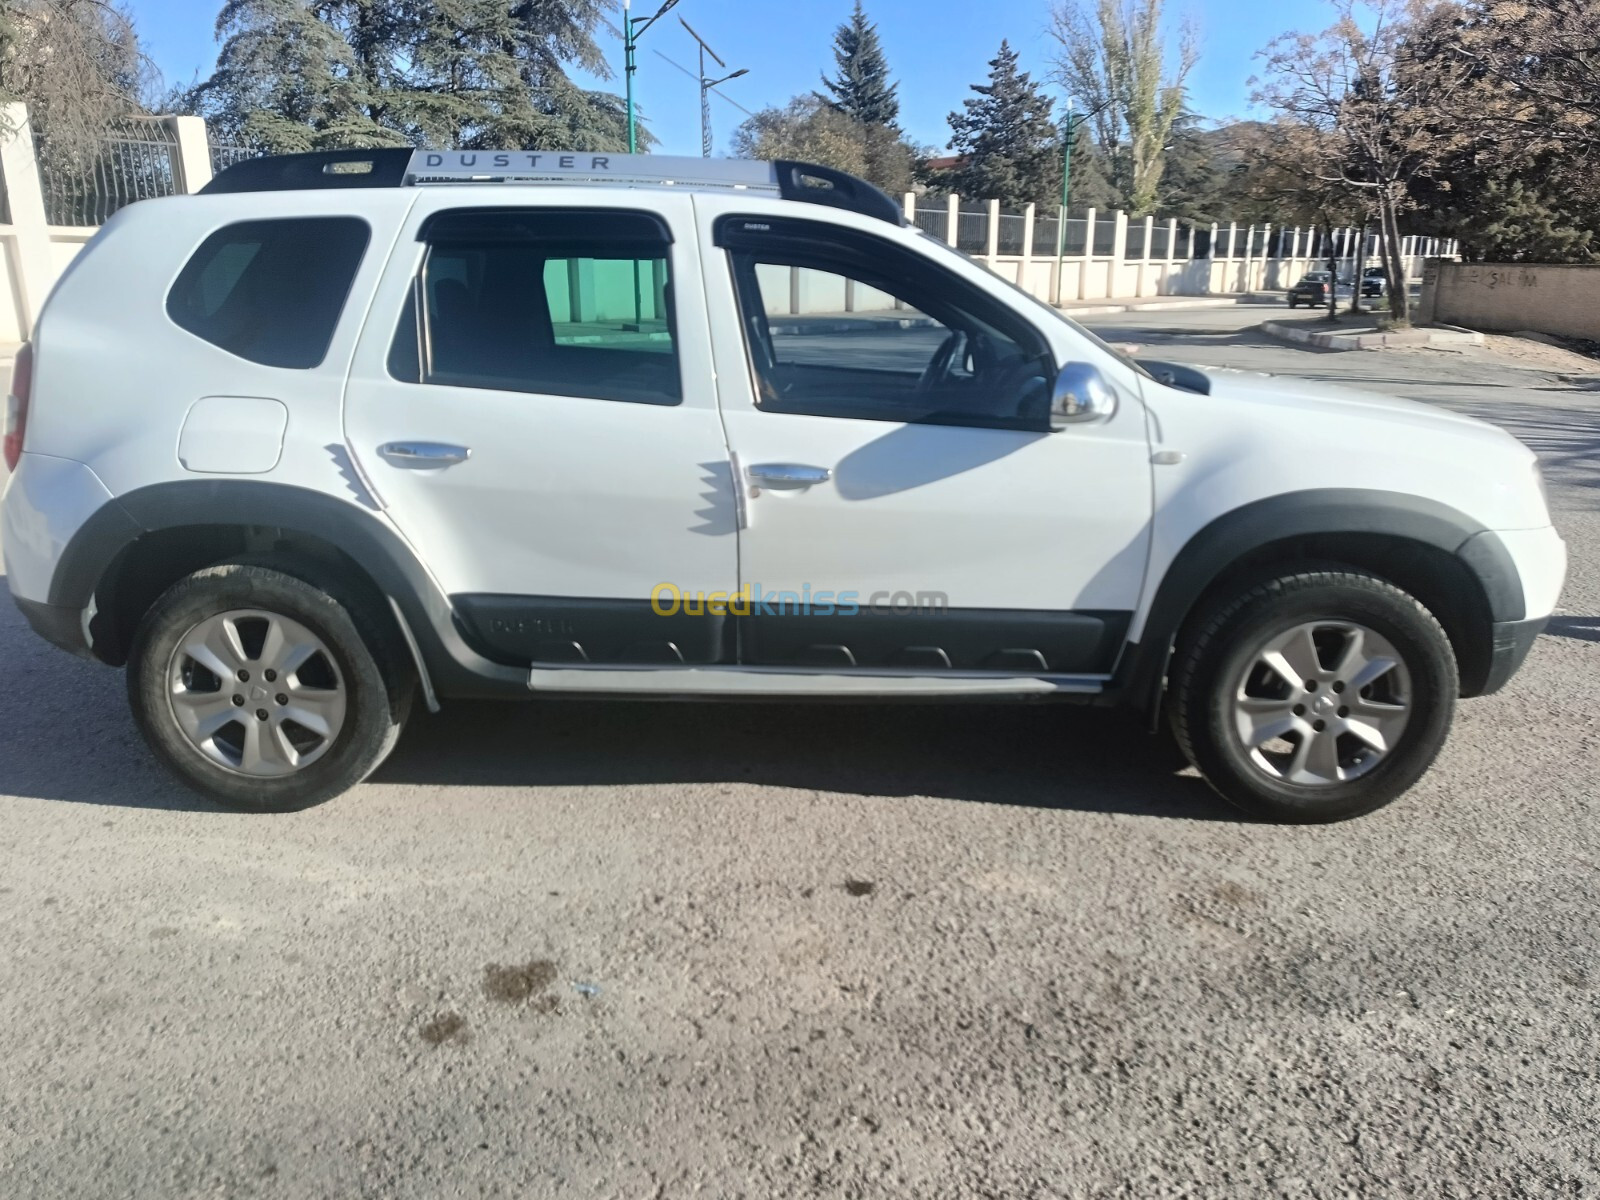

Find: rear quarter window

[166,217,371,369]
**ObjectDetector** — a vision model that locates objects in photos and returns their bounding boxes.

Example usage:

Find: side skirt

[524,664,1107,701]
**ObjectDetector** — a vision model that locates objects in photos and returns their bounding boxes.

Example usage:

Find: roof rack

[201,149,904,226]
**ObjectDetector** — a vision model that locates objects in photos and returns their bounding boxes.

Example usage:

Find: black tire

[1169,569,1458,823]
[1288,297,1298,308]
[127,560,413,810]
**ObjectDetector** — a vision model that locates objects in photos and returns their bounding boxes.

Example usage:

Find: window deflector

[415,246,434,385]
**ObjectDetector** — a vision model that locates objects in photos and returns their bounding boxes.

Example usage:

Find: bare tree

[1232,118,1367,318]
[1048,0,1197,214]
[0,0,154,164]
[1253,0,1466,325]
[734,95,919,195]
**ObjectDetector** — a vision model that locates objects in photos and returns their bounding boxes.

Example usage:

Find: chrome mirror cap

[1049,363,1119,429]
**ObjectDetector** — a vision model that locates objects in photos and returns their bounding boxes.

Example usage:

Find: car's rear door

[343,190,739,667]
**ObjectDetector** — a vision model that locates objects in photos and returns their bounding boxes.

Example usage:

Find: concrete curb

[1260,320,1485,352]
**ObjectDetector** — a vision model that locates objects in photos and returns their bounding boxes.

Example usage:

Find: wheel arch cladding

[1121,488,1524,712]
[48,481,526,698]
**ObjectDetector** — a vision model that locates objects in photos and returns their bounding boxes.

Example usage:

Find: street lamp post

[624,0,681,154]
[1054,102,1090,307]
[680,17,746,158]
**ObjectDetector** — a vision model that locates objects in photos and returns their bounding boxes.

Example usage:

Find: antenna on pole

[678,17,747,158]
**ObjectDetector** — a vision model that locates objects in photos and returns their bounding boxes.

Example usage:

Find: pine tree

[188,0,639,153]
[819,1,899,128]
[945,41,1061,208]
[190,0,400,151]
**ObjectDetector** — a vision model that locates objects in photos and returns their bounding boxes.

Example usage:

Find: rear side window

[167,217,371,368]
[386,208,680,406]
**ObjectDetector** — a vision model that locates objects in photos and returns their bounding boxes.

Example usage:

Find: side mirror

[1049,362,1118,430]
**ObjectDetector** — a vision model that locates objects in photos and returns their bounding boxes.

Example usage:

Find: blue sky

[136,0,1341,156]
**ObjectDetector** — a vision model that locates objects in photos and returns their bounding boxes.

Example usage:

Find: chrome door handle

[378,442,471,468]
[747,463,832,489]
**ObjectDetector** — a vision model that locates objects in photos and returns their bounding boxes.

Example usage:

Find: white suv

[1,150,1566,821]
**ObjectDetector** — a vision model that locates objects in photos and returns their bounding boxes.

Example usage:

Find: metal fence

[210,142,258,176]
[912,205,946,239]
[955,209,989,254]
[867,196,1393,269]
[995,210,1027,256]
[37,117,183,227]
[1032,215,1089,256]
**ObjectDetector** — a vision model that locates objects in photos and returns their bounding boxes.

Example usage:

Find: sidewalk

[1260,312,1484,352]
[1055,293,1271,318]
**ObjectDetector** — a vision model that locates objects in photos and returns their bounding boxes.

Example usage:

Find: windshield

[916,230,1154,381]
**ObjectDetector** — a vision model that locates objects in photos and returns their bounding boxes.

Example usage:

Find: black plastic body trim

[49,482,530,700]
[202,149,415,194]
[456,595,729,666]
[12,596,91,659]
[453,595,1129,675]
[773,161,905,226]
[1140,360,1211,395]
[1456,531,1526,623]
[740,609,1129,674]
[1106,489,1526,717]
[1482,617,1545,695]
[202,152,903,228]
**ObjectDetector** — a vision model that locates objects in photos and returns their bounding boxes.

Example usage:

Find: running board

[525,665,1105,698]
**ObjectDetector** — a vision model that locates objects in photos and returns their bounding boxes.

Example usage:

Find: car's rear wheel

[1170,568,1458,823]
[1288,296,1298,308]
[127,561,412,810]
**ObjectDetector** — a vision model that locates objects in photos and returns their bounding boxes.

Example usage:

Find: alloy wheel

[165,609,348,777]
[1231,620,1412,786]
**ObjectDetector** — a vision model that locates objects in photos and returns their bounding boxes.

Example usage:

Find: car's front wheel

[127,561,412,810]
[1170,568,1458,823]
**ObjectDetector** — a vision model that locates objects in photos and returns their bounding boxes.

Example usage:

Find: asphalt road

[2,305,1597,1198]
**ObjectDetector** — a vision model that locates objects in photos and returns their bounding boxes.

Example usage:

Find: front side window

[387,208,680,406]
[719,216,1053,429]
[167,217,371,369]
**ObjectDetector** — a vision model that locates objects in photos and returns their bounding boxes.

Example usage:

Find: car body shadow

[369,698,1235,822]
[1546,615,1600,645]
[0,571,1232,820]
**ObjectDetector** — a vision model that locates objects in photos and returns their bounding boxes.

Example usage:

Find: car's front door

[344,194,739,666]
[698,200,1155,675]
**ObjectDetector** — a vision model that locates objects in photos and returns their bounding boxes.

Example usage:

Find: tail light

[4,341,31,472]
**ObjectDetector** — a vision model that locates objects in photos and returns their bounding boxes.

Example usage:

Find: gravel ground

[1,307,1596,1198]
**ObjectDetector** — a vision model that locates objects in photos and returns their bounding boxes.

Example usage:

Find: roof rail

[200,148,415,194]
[202,149,904,226]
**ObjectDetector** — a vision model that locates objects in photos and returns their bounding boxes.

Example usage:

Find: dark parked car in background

[1288,271,1333,308]
[1361,266,1388,298]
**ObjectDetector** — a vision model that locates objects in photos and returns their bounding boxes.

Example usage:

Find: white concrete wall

[0,107,211,344]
